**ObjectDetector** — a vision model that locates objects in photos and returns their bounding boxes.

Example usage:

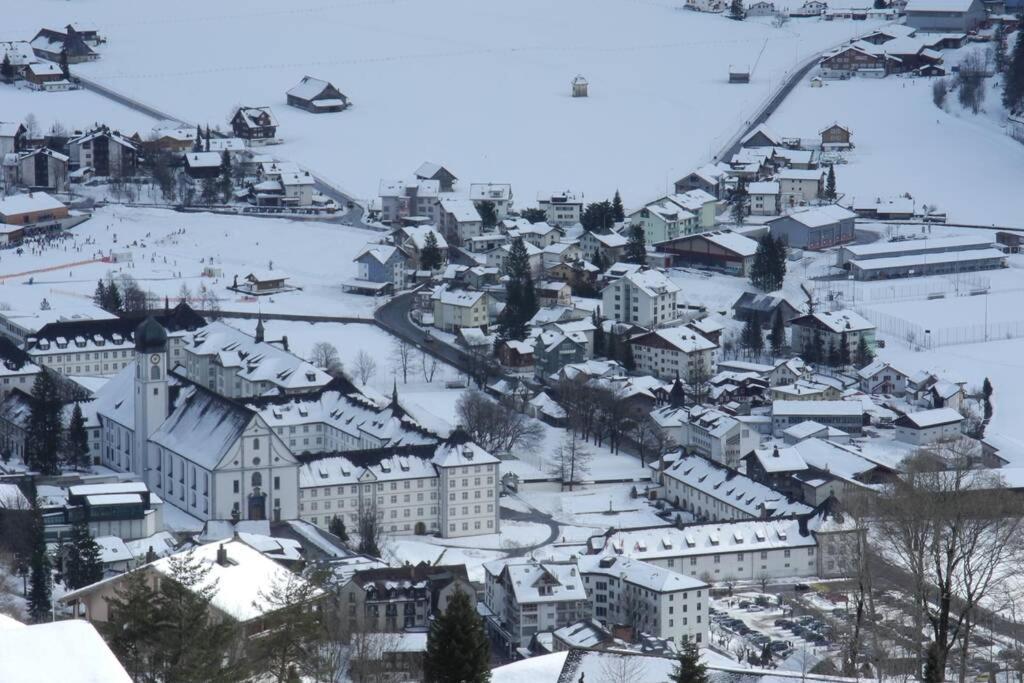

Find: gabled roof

[148,384,256,469]
[287,75,344,101]
[895,407,963,429]
[740,123,783,146]
[232,106,278,128]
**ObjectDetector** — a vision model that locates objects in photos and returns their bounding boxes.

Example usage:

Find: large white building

[601,269,680,328]
[651,405,758,468]
[297,435,500,538]
[537,190,584,226]
[628,326,718,382]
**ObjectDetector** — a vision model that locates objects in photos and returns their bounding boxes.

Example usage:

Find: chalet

[819,123,852,149]
[415,162,458,192]
[905,0,985,31]
[674,163,731,198]
[747,0,777,14]
[767,204,857,250]
[0,42,34,81]
[740,124,783,148]
[819,44,899,77]
[4,148,69,193]
[533,331,587,381]
[349,244,409,292]
[656,230,759,276]
[731,292,800,326]
[24,62,68,91]
[0,123,27,157]
[546,259,599,292]
[497,339,534,369]
[286,76,350,113]
[145,127,197,154]
[788,309,876,360]
[230,106,278,141]
[894,407,963,445]
[68,127,138,177]
[790,0,828,15]
[536,280,573,308]
[857,360,912,395]
[469,183,514,219]
[31,26,98,63]
[183,152,222,180]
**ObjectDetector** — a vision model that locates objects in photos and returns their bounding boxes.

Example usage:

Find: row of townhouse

[483,555,708,652]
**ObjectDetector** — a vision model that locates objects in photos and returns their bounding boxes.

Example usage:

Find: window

[233,480,240,494]
[252,472,262,488]
[253,438,260,449]
[150,364,161,380]
[274,476,280,490]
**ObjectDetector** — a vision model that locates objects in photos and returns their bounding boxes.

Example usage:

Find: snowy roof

[587,230,628,248]
[905,0,978,11]
[773,400,864,417]
[184,152,221,168]
[896,407,963,429]
[0,192,65,217]
[843,234,991,259]
[486,559,587,604]
[778,204,857,228]
[669,189,717,210]
[750,443,809,473]
[664,454,812,518]
[401,225,448,250]
[776,168,826,181]
[687,162,731,184]
[233,106,278,128]
[748,181,780,195]
[287,75,339,100]
[439,197,481,222]
[27,62,62,77]
[69,127,138,150]
[616,268,680,297]
[793,309,874,334]
[431,438,500,467]
[740,124,783,146]
[94,535,133,564]
[635,326,717,354]
[431,284,486,308]
[0,620,132,683]
[149,385,254,469]
[354,243,404,266]
[700,230,759,257]
[529,392,566,419]
[756,438,884,481]
[84,493,143,506]
[0,483,28,509]
[602,516,816,562]
[857,359,911,380]
[125,531,178,562]
[0,42,33,67]
[782,420,829,440]
[469,182,512,201]
[850,248,1005,273]
[576,554,706,592]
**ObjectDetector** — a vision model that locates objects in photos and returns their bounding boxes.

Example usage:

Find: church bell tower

[133,317,169,480]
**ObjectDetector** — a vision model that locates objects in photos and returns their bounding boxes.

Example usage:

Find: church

[93,317,299,523]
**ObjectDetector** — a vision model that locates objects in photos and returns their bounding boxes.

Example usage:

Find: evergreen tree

[64,520,103,590]
[65,402,90,470]
[873,0,887,8]
[475,200,497,229]
[328,515,349,542]
[219,151,233,203]
[592,247,605,272]
[827,339,839,367]
[592,310,606,357]
[824,164,837,201]
[731,178,749,224]
[204,126,211,153]
[25,371,63,475]
[27,501,51,623]
[59,49,70,79]
[742,314,760,356]
[155,549,241,683]
[102,570,163,681]
[621,340,636,371]
[423,588,491,683]
[839,330,851,367]
[106,280,123,312]
[770,307,786,356]
[193,124,204,153]
[750,311,763,356]
[420,230,443,271]
[520,207,547,223]
[624,224,647,265]
[750,234,776,290]
[982,377,994,420]
[672,641,709,683]
[855,335,873,366]
[729,0,745,19]
[497,237,535,341]
[772,235,788,288]
[1004,29,1024,112]
[994,22,1008,74]
[253,574,326,683]
[581,200,615,232]
[93,279,107,309]
[201,177,219,205]
[1,53,14,82]
[612,190,625,222]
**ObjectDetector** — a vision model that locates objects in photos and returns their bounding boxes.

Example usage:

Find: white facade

[601,269,680,328]
[538,191,583,227]
[629,327,718,383]
[894,407,963,445]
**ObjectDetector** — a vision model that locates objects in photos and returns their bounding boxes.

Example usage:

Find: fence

[812,273,991,307]
[856,307,1024,350]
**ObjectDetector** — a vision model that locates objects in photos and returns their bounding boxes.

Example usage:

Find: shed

[571,75,588,97]
[729,65,751,83]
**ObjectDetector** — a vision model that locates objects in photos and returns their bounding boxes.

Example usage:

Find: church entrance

[248,489,267,521]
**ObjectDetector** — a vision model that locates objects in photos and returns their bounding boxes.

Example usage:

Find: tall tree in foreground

[27,499,51,623]
[423,588,491,683]
[219,151,233,203]
[65,402,90,470]
[581,201,615,232]
[420,230,443,271]
[769,307,786,356]
[356,501,384,557]
[672,641,708,683]
[497,237,536,341]
[824,164,837,201]
[550,430,592,491]
[624,224,647,265]
[750,234,781,291]
[252,573,325,683]
[475,200,497,230]
[731,177,749,225]
[102,569,163,680]
[729,0,745,19]
[25,371,63,475]
[982,377,994,422]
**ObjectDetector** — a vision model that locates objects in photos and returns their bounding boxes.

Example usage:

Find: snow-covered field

[765,74,1024,226]
[0,206,381,318]
[3,0,880,205]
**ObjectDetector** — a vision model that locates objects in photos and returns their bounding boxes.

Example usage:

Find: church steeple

[255,314,265,343]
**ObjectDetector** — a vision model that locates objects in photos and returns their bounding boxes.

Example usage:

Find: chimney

[216,543,229,567]
[145,545,157,564]
[281,335,289,352]
[772,446,780,458]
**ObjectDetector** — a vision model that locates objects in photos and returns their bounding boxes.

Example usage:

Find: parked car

[794,583,811,592]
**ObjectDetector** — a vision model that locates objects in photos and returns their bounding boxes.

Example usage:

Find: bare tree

[418,349,440,383]
[874,438,1024,680]
[390,339,413,384]
[347,620,402,683]
[355,500,384,557]
[455,389,543,455]
[23,113,38,139]
[599,653,649,683]
[310,342,342,374]
[550,430,592,491]
[177,283,193,305]
[353,351,377,386]
[250,572,328,683]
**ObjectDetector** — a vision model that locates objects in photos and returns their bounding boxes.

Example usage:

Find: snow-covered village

[1,0,1024,681]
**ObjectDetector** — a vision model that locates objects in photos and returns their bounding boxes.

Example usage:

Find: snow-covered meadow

[3,0,880,205]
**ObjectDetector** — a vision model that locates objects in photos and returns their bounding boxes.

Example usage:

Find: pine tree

[592,310,606,357]
[1,53,14,82]
[750,311,763,356]
[621,340,636,371]
[520,207,546,224]
[27,502,51,623]
[155,549,241,683]
[328,515,349,542]
[475,200,497,229]
[672,641,709,683]
[59,49,70,79]
[253,573,326,683]
[856,335,873,366]
[742,314,760,356]
[1004,29,1024,112]
[106,280,123,312]
[65,402,90,470]
[420,230,443,271]
[873,0,887,8]
[581,201,615,232]
[982,377,994,420]
[204,126,211,153]
[839,330,851,367]
[824,164,837,201]
[592,247,605,272]
[497,237,534,341]
[730,0,745,19]
[25,371,63,475]
[612,190,625,222]
[994,22,1008,74]
[827,339,839,367]
[93,279,107,309]
[193,124,204,153]
[423,588,491,683]
[201,177,219,205]
[750,234,774,290]
[770,307,786,356]
[731,178,749,224]
[102,569,163,681]
[772,235,788,289]
[64,520,103,590]
[219,151,233,203]
[625,224,647,265]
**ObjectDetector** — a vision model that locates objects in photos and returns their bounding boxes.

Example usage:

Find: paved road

[76,74,190,126]
[374,291,479,374]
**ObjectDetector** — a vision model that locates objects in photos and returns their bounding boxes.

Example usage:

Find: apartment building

[601,269,680,328]
[629,326,717,383]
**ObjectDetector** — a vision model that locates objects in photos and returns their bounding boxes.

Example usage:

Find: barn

[655,230,759,276]
[286,76,350,113]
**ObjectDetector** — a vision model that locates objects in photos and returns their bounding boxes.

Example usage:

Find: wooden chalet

[286,76,350,113]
